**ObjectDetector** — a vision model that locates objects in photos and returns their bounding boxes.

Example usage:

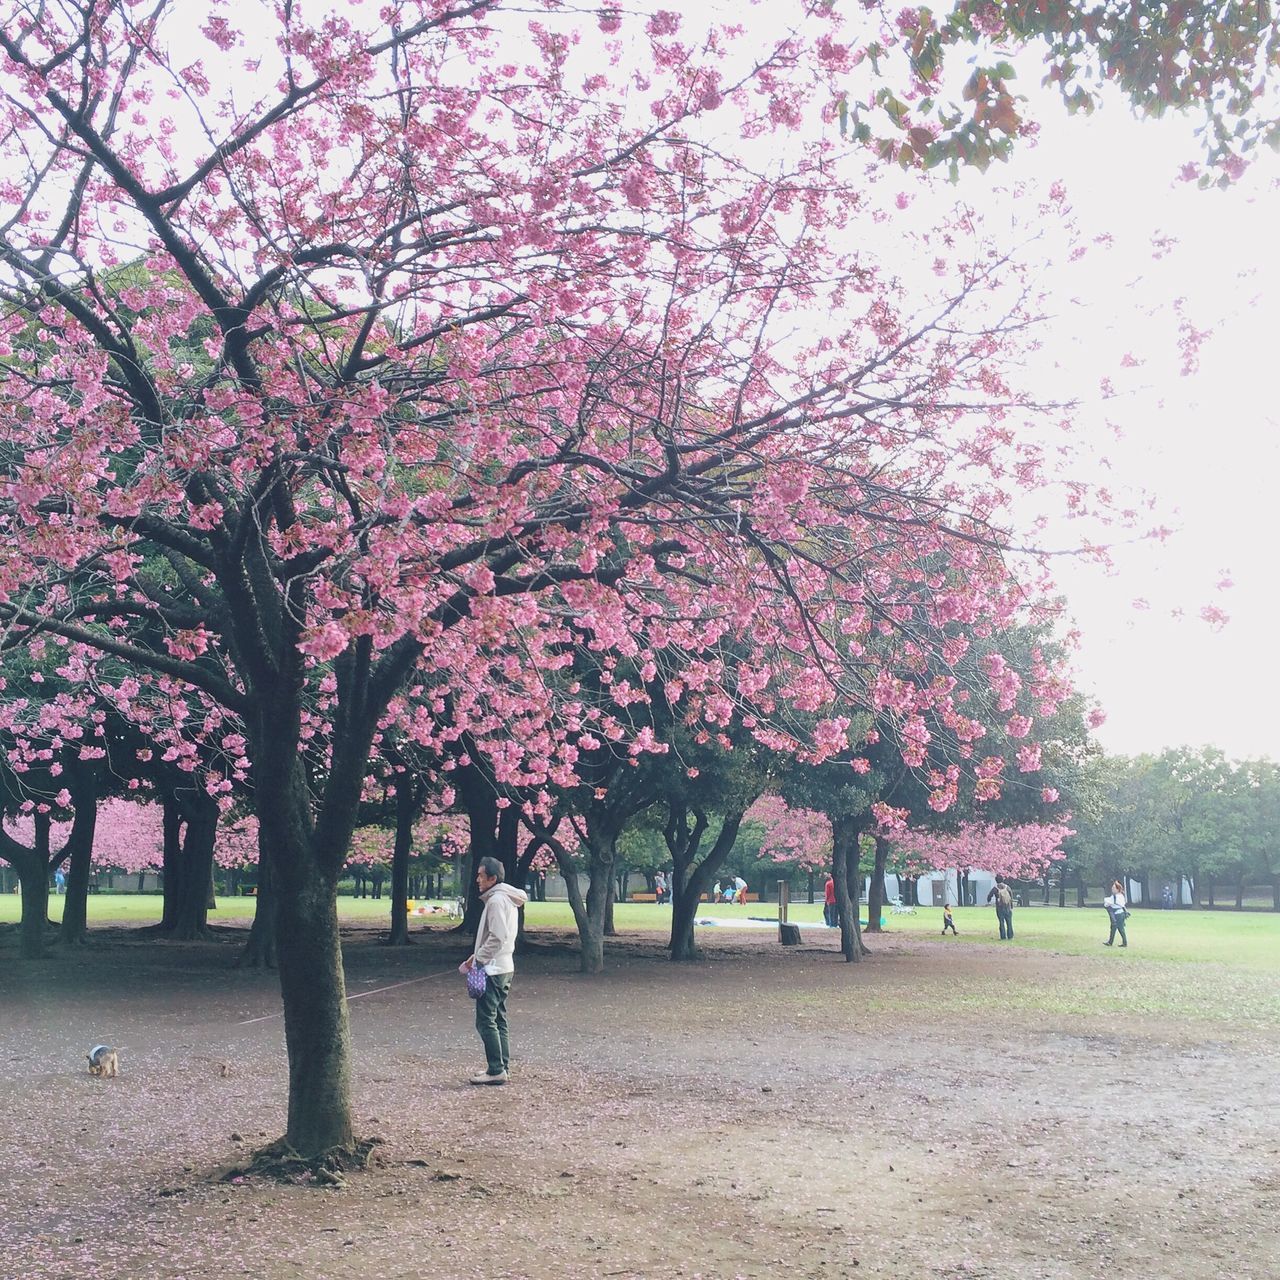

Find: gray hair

[477,856,505,882]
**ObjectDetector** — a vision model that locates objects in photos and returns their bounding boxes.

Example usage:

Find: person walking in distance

[941,902,958,936]
[459,856,528,1085]
[823,873,837,927]
[1103,879,1129,948]
[986,877,1015,940]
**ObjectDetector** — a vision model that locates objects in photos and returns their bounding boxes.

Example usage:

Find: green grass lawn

[6,891,1278,972]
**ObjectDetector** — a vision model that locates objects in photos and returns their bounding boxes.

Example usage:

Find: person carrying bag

[1103,880,1130,948]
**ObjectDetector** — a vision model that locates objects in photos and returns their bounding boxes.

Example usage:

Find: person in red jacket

[823,874,837,927]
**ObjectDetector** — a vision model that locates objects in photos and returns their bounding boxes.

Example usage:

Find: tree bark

[832,813,868,962]
[667,810,742,962]
[864,835,889,933]
[604,878,617,937]
[57,764,99,946]
[386,779,414,946]
[240,838,277,968]
[274,866,355,1156]
[17,847,51,960]
[168,798,218,940]
[580,840,614,973]
[159,797,184,932]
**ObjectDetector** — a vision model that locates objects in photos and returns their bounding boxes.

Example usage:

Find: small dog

[87,1044,119,1078]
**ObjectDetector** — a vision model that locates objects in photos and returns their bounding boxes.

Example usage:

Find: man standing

[986,877,1015,940]
[823,873,837,927]
[459,856,528,1085]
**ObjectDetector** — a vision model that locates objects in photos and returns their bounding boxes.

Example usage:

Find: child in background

[942,903,957,936]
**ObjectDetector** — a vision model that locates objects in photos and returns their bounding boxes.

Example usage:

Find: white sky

[982,83,1280,762]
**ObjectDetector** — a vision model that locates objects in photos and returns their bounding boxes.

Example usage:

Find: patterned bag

[466,965,488,999]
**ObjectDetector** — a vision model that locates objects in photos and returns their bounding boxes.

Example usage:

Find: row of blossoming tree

[1,0,1272,1167]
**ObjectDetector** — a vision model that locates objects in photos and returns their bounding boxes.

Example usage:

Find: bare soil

[1,923,1277,1280]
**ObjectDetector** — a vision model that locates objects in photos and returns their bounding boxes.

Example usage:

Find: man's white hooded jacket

[474,882,528,975]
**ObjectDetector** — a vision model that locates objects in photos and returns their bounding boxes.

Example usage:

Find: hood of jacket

[482,881,528,909]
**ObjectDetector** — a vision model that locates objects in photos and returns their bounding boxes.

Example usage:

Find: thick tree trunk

[669,884,703,962]
[169,801,218,940]
[17,853,50,960]
[274,868,355,1157]
[387,781,414,946]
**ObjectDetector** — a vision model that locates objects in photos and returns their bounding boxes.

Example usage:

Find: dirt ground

[1,922,1277,1280]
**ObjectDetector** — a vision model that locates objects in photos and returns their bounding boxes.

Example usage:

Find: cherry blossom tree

[1,0,1259,1166]
[886,820,1074,885]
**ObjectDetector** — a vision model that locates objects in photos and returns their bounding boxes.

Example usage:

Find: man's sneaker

[469,1069,508,1085]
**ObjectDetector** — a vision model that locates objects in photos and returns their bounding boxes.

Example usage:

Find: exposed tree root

[218,1135,383,1188]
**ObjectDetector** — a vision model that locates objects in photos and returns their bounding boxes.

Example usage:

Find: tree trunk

[159,798,183,932]
[1206,875,1214,908]
[669,883,703,962]
[169,800,218,940]
[16,851,51,960]
[666,809,743,962]
[604,878,617,937]
[864,836,889,933]
[1235,873,1244,911]
[580,850,612,973]
[57,779,99,946]
[1272,876,1279,911]
[240,838,277,968]
[274,865,355,1157]
[832,814,868,962]
[1059,871,1067,908]
[552,843,590,948]
[386,780,414,946]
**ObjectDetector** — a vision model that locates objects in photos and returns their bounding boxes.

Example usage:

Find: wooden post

[778,880,800,945]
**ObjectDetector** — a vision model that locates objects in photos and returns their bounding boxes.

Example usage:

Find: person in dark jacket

[986,877,1014,939]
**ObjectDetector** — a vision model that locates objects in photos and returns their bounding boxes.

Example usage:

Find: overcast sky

[987,81,1280,761]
